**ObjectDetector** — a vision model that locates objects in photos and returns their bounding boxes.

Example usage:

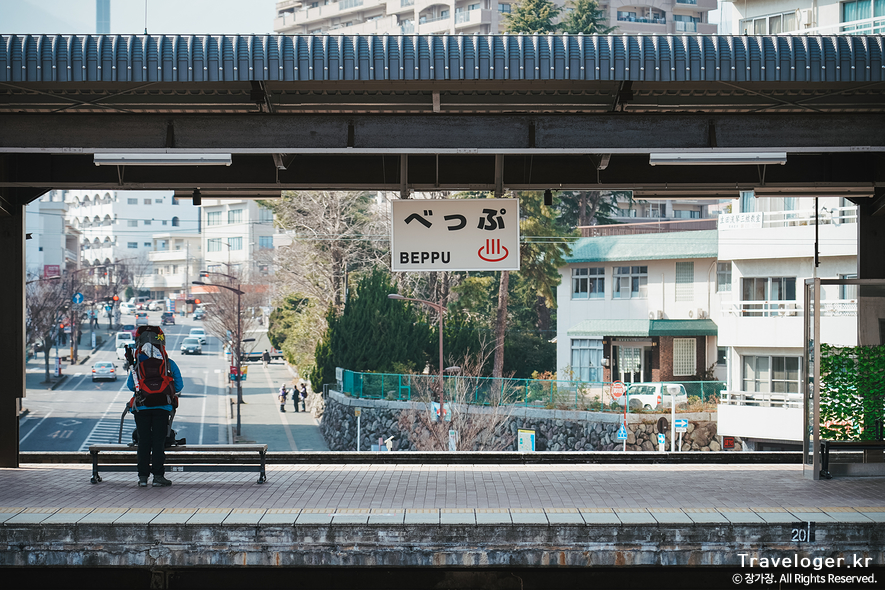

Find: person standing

[279,384,288,413]
[299,383,308,412]
[262,350,271,368]
[127,329,183,487]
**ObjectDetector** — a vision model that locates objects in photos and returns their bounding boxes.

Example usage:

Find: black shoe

[138,476,148,487]
[152,475,172,487]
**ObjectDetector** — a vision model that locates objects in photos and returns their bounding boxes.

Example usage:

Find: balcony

[418,15,452,34]
[582,218,716,238]
[386,0,415,15]
[674,21,697,33]
[718,400,803,442]
[454,8,492,28]
[339,0,363,10]
[148,250,190,263]
[718,299,858,349]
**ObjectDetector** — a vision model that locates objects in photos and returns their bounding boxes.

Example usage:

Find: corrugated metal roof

[565,230,717,263]
[1,34,883,83]
[567,319,718,337]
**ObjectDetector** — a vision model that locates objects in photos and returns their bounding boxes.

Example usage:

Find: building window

[717,262,733,292]
[572,267,604,300]
[742,355,801,393]
[258,236,274,249]
[717,347,727,366]
[144,242,150,247]
[674,209,700,219]
[741,277,796,301]
[208,239,223,252]
[155,198,162,204]
[172,216,180,227]
[259,207,274,223]
[613,266,647,299]
[739,191,756,213]
[571,339,603,383]
[675,262,694,302]
[840,274,858,300]
[144,199,151,205]
[648,203,665,218]
[127,220,138,227]
[207,211,221,226]
[228,209,243,224]
[672,338,696,377]
[144,219,151,225]
[229,237,243,250]
[127,242,138,249]
[498,3,510,12]
[127,198,137,205]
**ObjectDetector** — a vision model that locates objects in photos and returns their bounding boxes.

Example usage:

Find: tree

[26,278,67,383]
[503,0,560,33]
[310,267,430,390]
[558,190,633,235]
[268,293,323,372]
[199,269,264,367]
[559,0,615,34]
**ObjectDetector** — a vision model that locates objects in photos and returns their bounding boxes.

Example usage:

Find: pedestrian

[279,384,288,413]
[127,328,183,488]
[77,327,83,345]
[299,383,308,412]
[262,349,271,368]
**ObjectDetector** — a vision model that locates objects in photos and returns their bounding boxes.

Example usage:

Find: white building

[201,199,276,279]
[556,230,722,386]
[721,0,883,35]
[25,191,77,279]
[716,194,858,450]
[142,233,203,301]
[274,0,716,36]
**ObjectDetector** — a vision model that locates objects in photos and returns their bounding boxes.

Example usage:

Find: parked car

[180,337,202,355]
[135,311,149,326]
[615,383,689,411]
[119,302,137,315]
[189,327,207,344]
[91,361,117,382]
[161,312,175,325]
[121,323,137,338]
[148,300,165,311]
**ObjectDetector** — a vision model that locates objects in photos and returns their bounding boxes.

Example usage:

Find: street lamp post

[193,277,245,436]
[388,293,448,422]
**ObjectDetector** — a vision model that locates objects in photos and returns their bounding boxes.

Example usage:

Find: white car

[614,383,688,411]
[119,302,136,315]
[115,332,134,360]
[189,328,207,345]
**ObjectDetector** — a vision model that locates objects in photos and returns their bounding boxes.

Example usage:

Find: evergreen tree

[559,0,616,34]
[503,0,560,33]
[309,267,430,390]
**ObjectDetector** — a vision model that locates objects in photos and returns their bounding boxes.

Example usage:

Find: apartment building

[722,0,883,35]
[200,199,276,279]
[716,193,858,449]
[142,233,203,301]
[25,191,78,279]
[274,0,716,36]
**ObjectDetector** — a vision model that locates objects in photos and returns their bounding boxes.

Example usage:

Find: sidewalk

[233,360,329,452]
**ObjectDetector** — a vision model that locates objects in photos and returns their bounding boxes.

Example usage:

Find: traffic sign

[616,424,628,441]
[675,419,688,433]
[72,292,84,304]
[657,433,666,445]
[611,381,627,399]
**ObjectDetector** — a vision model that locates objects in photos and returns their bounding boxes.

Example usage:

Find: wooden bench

[820,440,885,479]
[88,444,268,484]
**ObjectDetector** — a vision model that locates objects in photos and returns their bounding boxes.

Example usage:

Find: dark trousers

[135,409,170,478]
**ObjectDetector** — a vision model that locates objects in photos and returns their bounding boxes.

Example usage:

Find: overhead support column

[857,193,885,349]
[400,155,409,199]
[0,201,24,467]
[494,155,504,198]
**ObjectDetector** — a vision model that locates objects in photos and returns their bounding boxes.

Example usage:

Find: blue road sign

[616,424,628,441]
[72,292,84,304]
[675,419,688,432]
[657,433,666,445]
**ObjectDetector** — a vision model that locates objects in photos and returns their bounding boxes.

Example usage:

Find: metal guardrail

[340,370,724,412]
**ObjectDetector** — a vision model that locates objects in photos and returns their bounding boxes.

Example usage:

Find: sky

[0,0,280,35]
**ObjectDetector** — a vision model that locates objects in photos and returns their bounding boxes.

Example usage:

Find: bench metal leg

[820,442,832,480]
[90,451,102,484]
[258,451,267,484]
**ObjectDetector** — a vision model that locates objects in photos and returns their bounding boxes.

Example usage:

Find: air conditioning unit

[656,310,664,320]
[688,310,694,318]
[601,358,610,367]
[798,8,813,28]
[697,309,708,319]
[648,311,656,320]
[649,310,664,320]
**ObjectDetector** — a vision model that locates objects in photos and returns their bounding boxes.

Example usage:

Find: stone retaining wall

[317,390,742,452]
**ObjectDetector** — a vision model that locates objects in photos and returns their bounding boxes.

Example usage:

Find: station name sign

[391,199,520,272]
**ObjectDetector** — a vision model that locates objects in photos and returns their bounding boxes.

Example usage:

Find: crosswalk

[78,386,129,451]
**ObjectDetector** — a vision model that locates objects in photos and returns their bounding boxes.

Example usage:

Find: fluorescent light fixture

[173,190,281,200]
[753,186,875,199]
[94,153,232,166]
[649,152,787,166]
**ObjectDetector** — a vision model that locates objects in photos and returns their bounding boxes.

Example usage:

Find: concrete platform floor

[1,462,883,526]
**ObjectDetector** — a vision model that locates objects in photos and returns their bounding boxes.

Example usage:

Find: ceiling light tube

[94,153,232,166]
[649,152,787,166]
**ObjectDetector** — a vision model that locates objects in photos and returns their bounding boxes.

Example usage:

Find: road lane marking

[19,410,53,444]
[198,372,208,445]
[77,382,129,451]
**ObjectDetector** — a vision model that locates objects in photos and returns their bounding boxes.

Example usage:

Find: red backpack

[132,326,176,408]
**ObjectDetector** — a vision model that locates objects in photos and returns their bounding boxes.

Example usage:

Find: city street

[20,310,328,452]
